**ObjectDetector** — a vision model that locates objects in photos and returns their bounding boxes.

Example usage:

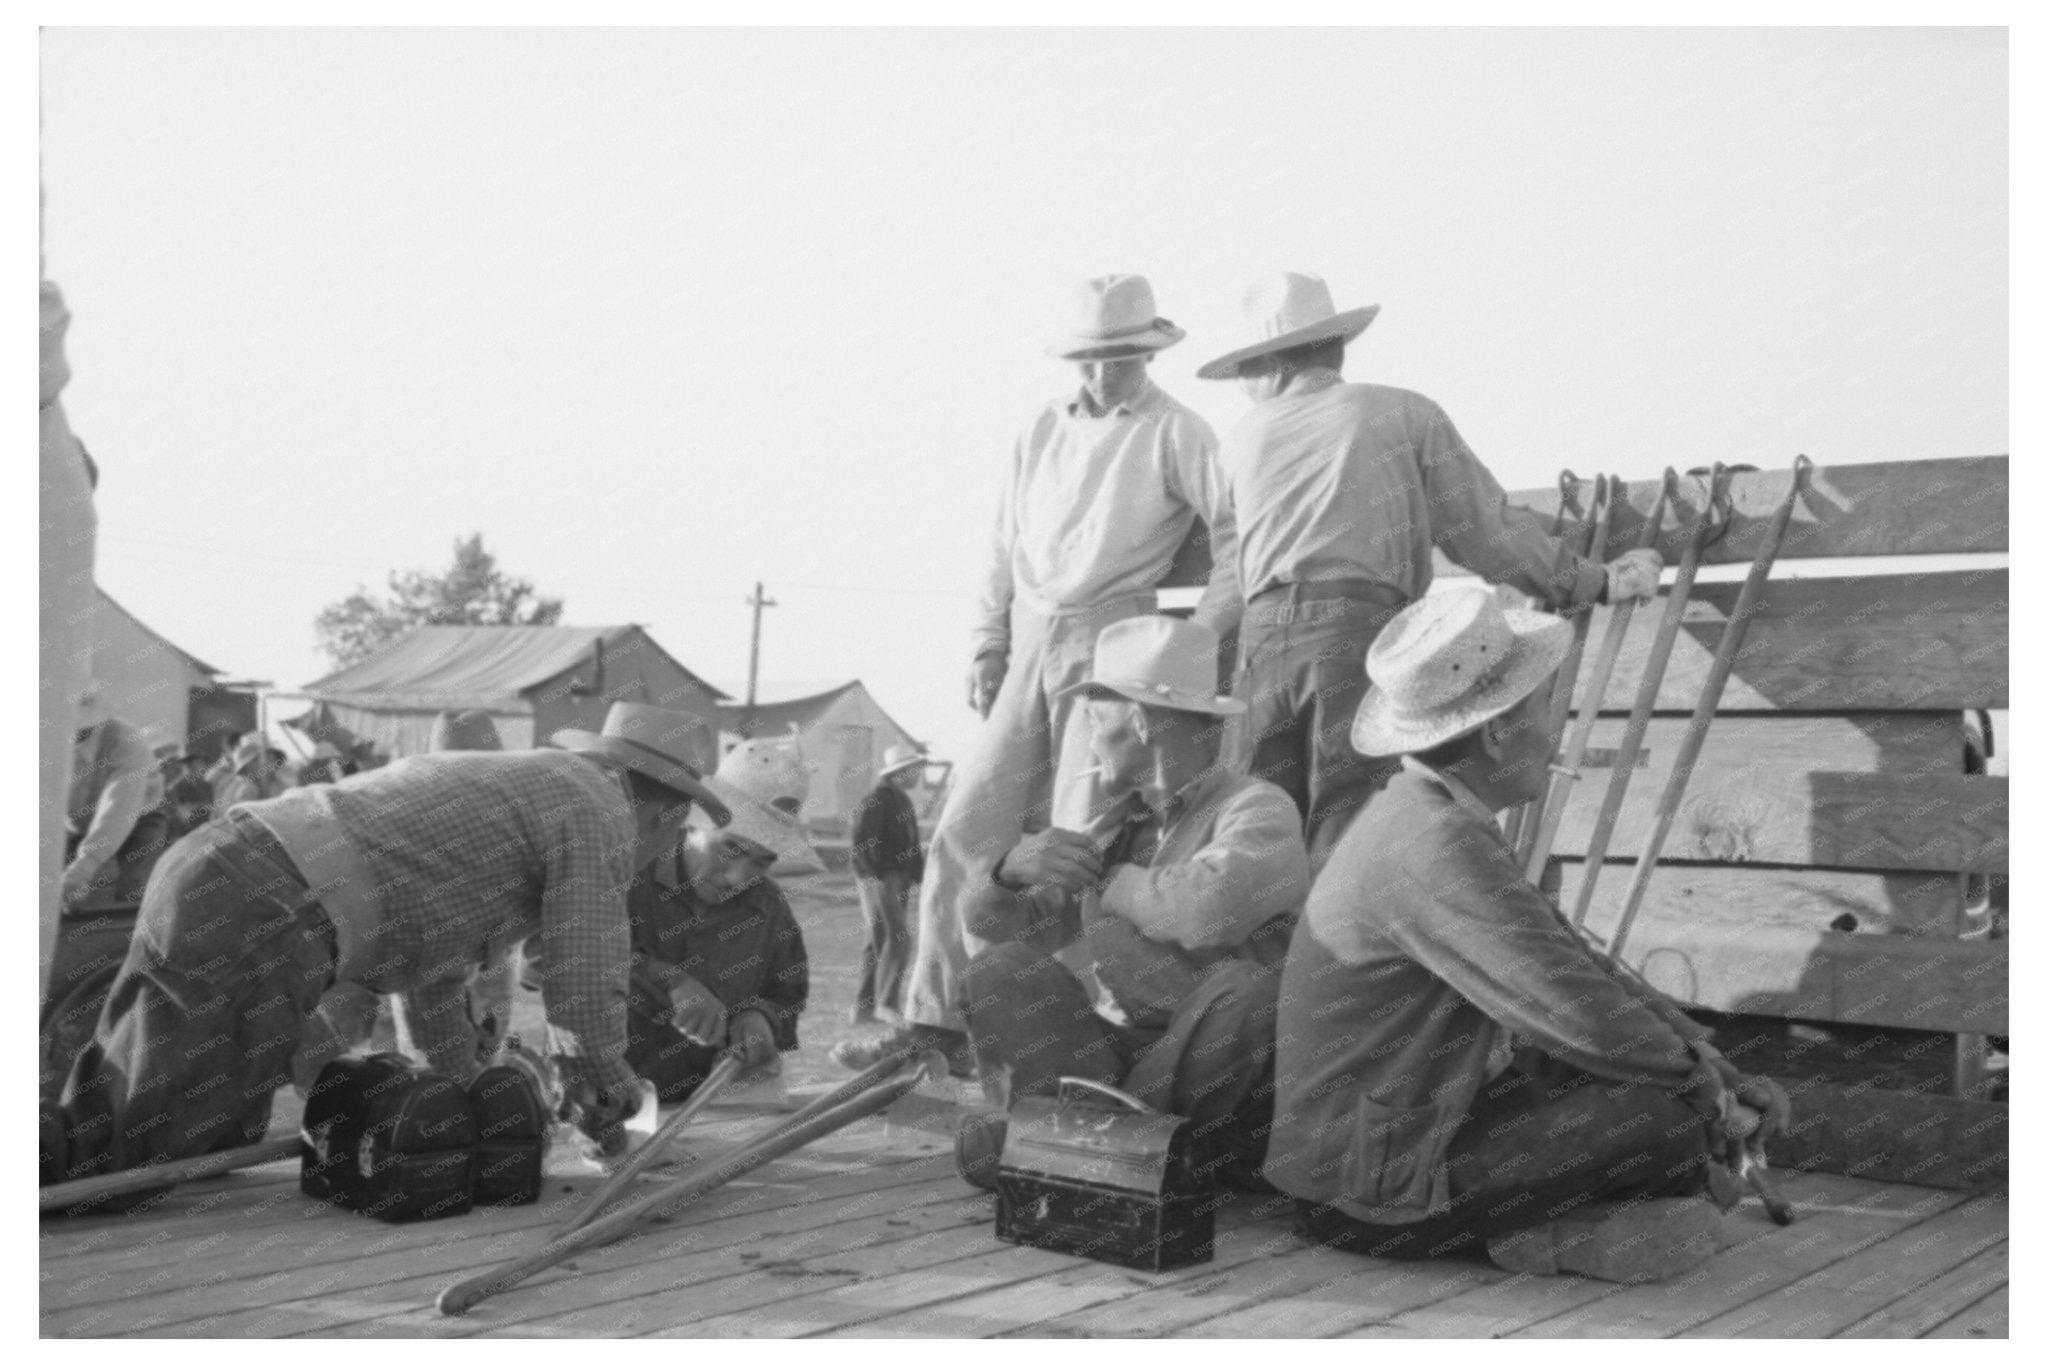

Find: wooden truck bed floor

[39,1085,2008,1340]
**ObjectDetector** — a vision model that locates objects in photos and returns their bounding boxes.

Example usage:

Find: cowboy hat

[430,708,504,753]
[877,743,930,780]
[1350,588,1571,758]
[1047,274,1187,361]
[550,702,730,824]
[1195,271,1380,380]
[1064,615,1245,717]
[687,738,824,874]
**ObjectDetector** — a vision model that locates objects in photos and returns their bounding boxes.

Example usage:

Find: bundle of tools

[436,1047,946,1315]
[1515,455,1815,1226]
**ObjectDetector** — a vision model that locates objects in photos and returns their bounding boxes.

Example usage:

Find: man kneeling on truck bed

[44,702,730,1188]
[953,616,1309,1190]
[1264,588,1791,1282]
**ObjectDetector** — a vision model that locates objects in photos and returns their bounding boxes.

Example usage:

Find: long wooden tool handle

[1569,467,1725,926]
[559,1052,745,1234]
[1524,472,1674,879]
[1516,475,1614,863]
[40,1135,303,1213]
[1607,457,1811,958]
[436,1050,943,1316]
[1505,471,1592,854]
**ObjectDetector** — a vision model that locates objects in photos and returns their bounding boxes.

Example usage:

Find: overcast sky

[41,26,2006,766]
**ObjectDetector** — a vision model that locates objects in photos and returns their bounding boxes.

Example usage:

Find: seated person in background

[164,750,216,840]
[1265,589,1791,1283]
[953,616,1309,1190]
[63,685,169,908]
[605,738,817,1103]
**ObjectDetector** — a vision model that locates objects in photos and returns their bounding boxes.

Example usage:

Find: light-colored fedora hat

[688,738,825,874]
[231,731,274,772]
[551,702,731,824]
[1064,615,1244,717]
[1195,271,1381,380]
[430,708,504,753]
[878,743,931,780]
[1350,588,1571,758]
[1047,274,1187,361]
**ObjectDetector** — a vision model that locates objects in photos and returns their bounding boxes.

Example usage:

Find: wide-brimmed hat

[231,732,275,773]
[1047,274,1187,361]
[687,738,824,874]
[1350,588,1571,758]
[1195,272,1380,380]
[551,702,730,824]
[877,743,930,780]
[430,708,504,753]
[1064,615,1244,717]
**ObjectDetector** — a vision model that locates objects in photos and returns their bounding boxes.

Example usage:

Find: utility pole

[744,581,777,713]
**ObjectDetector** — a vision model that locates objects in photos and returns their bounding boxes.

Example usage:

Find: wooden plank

[1807,773,2008,875]
[1509,1181,1967,1337]
[1547,714,1969,869]
[1682,1193,2008,1337]
[1563,863,1962,939]
[1924,1284,2008,1339]
[1597,922,2007,1034]
[1433,456,2008,571]
[1837,1241,2009,1338]
[1564,571,2008,713]
[1181,1256,1506,1338]
[1769,1080,2009,1192]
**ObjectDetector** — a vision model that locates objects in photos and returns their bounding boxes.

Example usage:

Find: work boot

[955,1109,1008,1192]
[828,1024,975,1079]
[1485,1195,1721,1283]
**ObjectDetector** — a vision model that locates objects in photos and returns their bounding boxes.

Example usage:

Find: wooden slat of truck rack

[1768,1081,2010,1193]
[1600,923,2007,1034]
[1432,455,2007,574]
[1567,569,2007,712]
[1806,773,2008,874]
[1551,714,1968,871]
[1562,862,1962,938]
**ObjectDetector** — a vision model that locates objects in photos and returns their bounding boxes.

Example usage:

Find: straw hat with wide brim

[877,743,931,780]
[1063,615,1245,717]
[1350,588,1571,758]
[551,702,731,825]
[687,738,824,874]
[1046,274,1187,362]
[1195,272,1380,381]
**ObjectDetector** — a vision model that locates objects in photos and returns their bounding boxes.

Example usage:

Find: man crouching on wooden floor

[1264,588,1790,1282]
[44,702,729,1189]
[952,616,1309,1191]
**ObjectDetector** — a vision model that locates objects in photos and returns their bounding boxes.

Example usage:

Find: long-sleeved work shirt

[1268,759,1714,1224]
[245,750,642,1094]
[963,768,1309,1028]
[974,378,1241,657]
[1220,371,1607,609]
[850,781,924,882]
[66,720,162,890]
[626,848,810,1052]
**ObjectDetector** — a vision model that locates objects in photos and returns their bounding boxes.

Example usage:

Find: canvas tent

[718,681,934,832]
[295,624,727,767]
[85,588,249,756]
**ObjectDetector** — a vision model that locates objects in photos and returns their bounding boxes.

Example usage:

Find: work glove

[1602,548,1665,603]
[1723,1072,1792,1143]
[727,1009,778,1071]
[668,973,727,1047]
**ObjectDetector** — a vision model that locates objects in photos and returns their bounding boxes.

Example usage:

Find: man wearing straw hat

[1264,589,1788,1282]
[848,274,1243,1075]
[47,701,730,1185]
[612,736,816,1101]
[847,744,931,1025]
[60,684,168,909]
[949,616,1309,1190]
[1196,272,1664,866]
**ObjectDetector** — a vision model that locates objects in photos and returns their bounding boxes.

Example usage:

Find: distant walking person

[846,745,931,1025]
[836,274,1242,1075]
[1196,272,1663,866]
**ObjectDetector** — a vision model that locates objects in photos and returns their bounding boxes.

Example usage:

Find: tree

[315,534,566,668]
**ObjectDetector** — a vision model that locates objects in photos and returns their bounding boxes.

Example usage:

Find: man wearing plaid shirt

[48,704,729,1185]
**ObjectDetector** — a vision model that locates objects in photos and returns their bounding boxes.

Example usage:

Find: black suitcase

[995,1077,1214,1272]
[467,1063,548,1207]
[300,1053,476,1222]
